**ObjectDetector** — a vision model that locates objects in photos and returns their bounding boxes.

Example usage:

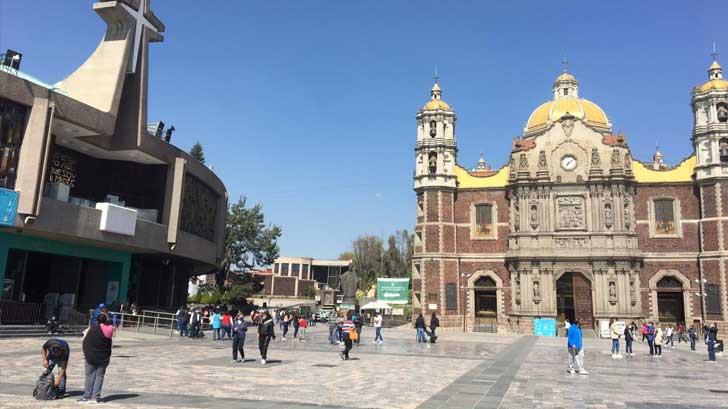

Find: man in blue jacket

[567,319,588,375]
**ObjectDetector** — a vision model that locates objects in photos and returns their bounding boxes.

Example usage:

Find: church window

[656,276,682,288]
[474,276,496,288]
[445,284,457,310]
[720,139,728,163]
[717,103,728,123]
[563,88,568,96]
[281,263,289,276]
[706,284,722,314]
[428,152,437,174]
[653,198,677,235]
[0,97,29,189]
[429,120,437,137]
[473,204,494,238]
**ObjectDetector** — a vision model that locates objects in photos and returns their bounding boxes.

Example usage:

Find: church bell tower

[412,77,459,321]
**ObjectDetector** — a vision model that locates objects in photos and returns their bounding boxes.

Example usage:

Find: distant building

[263,257,351,298]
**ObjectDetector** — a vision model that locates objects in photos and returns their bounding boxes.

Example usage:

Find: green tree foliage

[210,197,281,306]
[338,251,354,261]
[189,142,206,164]
[344,230,414,292]
[350,235,384,291]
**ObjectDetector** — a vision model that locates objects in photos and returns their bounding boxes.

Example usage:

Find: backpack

[33,369,58,400]
[348,328,359,342]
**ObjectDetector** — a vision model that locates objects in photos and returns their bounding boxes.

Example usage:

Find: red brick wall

[454,190,508,224]
[703,220,720,252]
[443,260,458,315]
[295,280,316,297]
[441,191,454,222]
[443,225,455,253]
[634,184,700,220]
[702,184,717,218]
[272,276,296,296]
[636,223,700,252]
[456,226,509,253]
[459,261,510,314]
[425,225,440,252]
[426,190,439,222]
[424,260,440,307]
[642,260,700,318]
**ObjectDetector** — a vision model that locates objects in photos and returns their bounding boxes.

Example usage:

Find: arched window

[653,198,677,235]
[428,152,437,174]
[657,276,682,289]
[429,120,437,137]
[720,138,728,163]
[474,276,497,288]
[473,204,494,238]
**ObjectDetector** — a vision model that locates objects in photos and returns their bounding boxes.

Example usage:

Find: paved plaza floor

[0,325,726,408]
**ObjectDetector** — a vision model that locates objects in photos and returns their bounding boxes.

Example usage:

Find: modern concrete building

[264,257,351,298]
[0,0,227,316]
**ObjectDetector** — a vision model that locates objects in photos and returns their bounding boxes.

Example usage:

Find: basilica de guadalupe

[412,56,728,332]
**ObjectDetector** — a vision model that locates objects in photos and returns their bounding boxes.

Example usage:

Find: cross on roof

[712,42,719,62]
[562,56,569,73]
[433,67,439,84]
[119,0,161,73]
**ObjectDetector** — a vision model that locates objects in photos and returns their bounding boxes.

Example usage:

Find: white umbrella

[360,300,393,310]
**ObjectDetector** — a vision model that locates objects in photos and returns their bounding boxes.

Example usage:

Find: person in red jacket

[220,311,232,341]
[298,317,308,341]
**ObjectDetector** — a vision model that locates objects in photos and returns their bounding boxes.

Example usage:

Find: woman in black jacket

[78,314,112,404]
[623,324,634,356]
[258,312,276,365]
[429,313,440,344]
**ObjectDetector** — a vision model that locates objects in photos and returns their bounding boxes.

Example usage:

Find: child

[298,316,308,341]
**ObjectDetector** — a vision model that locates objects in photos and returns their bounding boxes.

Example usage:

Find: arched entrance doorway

[467,271,502,333]
[656,276,685,324]
[556,272,594,328]
[474,276,498,318]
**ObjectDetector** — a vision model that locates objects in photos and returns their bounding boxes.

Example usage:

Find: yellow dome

[555,72,577,82]
[423,99,452,111]
[696,79,728,93]
[525,98,609,132]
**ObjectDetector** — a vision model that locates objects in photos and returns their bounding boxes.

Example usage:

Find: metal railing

[0,300,44,324]
[112,310,210,337]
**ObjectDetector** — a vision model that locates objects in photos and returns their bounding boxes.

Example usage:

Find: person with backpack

[231,314,248,363]
[415,313,427,343]
[258,311,276,365]
[352,310,363,345]
[41,338,70,397]
[340,311,356,360]
[429,313,440,344]
[77,313,113,404]
[706,322,718,362]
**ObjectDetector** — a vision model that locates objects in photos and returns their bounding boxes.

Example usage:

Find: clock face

[561,155,577,171]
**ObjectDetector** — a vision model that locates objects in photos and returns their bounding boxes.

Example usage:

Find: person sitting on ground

[41,338,70,397]
[46,316,60,335]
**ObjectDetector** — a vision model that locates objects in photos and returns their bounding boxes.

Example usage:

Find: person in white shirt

[373,313,383,344]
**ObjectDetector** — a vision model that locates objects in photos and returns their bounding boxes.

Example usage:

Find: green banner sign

[376,278,409,304]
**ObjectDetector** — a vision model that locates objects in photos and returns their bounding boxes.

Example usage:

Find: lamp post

[694,278,707,325]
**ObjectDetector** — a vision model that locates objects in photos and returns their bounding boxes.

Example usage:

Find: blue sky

[2,1,725,259]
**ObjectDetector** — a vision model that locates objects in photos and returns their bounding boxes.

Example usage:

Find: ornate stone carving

[538,150,548,170]
[532,279,541,304]
[561,117,575,137]
[624,153,632,170]
[530,204,538,230]
[557,196,585,229]
[604,202,613,229]
[554,237,589,248]
[519,153,528,170]
[608,281,617,305]
[509,157,516,175]
[624,197,631,230]
[611,148,622,167]
[514,273,521,305]
[629,275,637,306]
[591,147,601,167]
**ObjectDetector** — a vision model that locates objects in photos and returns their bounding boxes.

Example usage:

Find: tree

[382,230,413,278]
[189,142,206,164]
[338,251,354,261]
[213,197,282,305]
[350,235,384,291]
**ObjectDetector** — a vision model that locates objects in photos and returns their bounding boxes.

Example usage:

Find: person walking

[689,324,698,351]
[429,313,440,344]
[373,312,384,345]
[666,324,674,348]
[610,318,622,359]
[220,311,232,341]
[41,338,70,397]
[298,316,308,341]
[646,322,656,356]
[211,309,222,340]
[335,313,344,344]
[706,322,718,362]
[654,324,664,357]
[415,313,427,343]
[292,313,301,339]
[339,311,356,360]
[641,322,649,343]
[281,313,290,340]
[352,310,364,345]
[231,314,248,363]
[175,306,188,337]
[624,323,634,356]
[567,319,588,375]
[189,308,202,338]
[328,314,339,345]
[258,312,276,365]
[77,314,113,404]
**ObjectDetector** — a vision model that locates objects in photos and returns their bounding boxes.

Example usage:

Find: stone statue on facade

[624,198,631,230]
[530,204,538,230]
[519,153,528,170]
[629,275,637,305]
[611,149,622,167]
[538,150,548,170]
[561,117,575,138]
[532,280,541,303]
[608,281,617,304]
[514,273,521,305]
[591,147,601,167]
[604,202,613,228]
[338,269,360,304]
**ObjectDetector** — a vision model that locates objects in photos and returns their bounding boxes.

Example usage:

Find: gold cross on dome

[712,42,719,62]
[433,67,439,84]
[562,56,569,73]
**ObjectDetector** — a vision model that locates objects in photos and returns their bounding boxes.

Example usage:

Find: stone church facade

[412,58,728,333]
